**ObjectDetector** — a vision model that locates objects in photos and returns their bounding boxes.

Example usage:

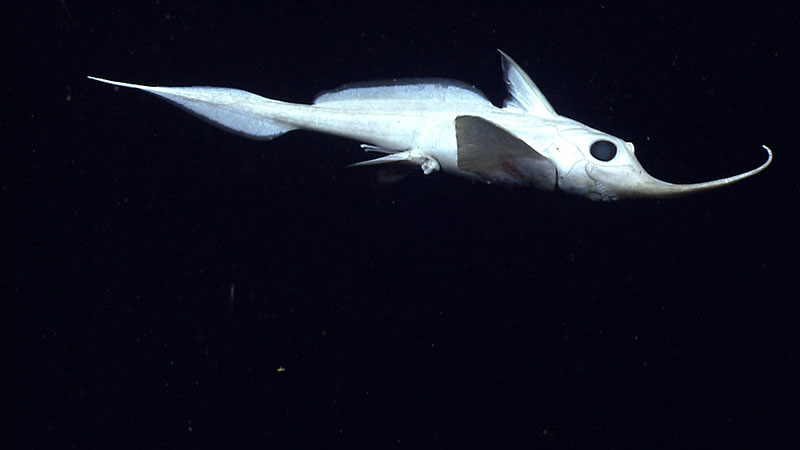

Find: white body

[90,51,771,200]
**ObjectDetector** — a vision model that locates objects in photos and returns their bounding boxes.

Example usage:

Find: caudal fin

[88,76,297,140]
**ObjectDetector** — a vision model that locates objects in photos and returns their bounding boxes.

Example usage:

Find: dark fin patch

[455,116,557,189]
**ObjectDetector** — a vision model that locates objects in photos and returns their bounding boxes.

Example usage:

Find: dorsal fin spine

[498,50,557,116]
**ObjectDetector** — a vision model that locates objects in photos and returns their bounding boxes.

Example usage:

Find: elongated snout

[585,145,773,200]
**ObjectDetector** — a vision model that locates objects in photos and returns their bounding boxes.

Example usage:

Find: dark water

[5,2,798,448]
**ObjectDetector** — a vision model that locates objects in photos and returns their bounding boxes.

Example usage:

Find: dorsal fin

[498,50,557,116]
[314,79,490,106]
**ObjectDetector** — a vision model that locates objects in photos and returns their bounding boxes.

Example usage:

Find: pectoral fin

[455,116,556,189]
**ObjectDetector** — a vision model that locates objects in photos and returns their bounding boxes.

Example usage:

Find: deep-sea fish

[89,51,771,201]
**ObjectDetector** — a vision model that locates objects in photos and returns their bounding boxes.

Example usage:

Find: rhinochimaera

[89,50,771,201]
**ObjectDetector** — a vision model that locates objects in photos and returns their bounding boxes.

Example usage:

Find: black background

[4,1,799,448]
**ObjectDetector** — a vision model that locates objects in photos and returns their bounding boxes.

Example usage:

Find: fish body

[90,51,771,200]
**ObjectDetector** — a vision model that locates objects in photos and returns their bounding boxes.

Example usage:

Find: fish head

[550,123,772,201]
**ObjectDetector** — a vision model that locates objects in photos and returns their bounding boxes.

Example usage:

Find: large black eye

[590,140,617,161]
